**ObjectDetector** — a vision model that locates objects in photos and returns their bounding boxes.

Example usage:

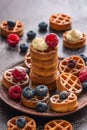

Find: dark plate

[0,61,87,117]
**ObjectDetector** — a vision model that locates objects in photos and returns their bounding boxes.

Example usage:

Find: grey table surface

[0,0,87,130]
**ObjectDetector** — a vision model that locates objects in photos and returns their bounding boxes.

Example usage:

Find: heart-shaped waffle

[2,66,29,89]
[50,92,78,112]
[0,20,24,37]
[63,32,86,49]
[59,55,85,76]
[57,72,82,96]
[44,120,73,130]
[49,14,72,31]
[7,116,36,130]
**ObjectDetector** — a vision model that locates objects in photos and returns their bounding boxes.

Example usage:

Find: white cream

[66,29,83,42]
[32,38,48,51]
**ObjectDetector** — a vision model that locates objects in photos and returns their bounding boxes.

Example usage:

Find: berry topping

[79,69,87,83]
[16,117,26,128]
[45,33,59,48]
[80,54,87,63]
[35,85,48,96]
[20,43,28,53]
[36,102,48,112]
[59,91,69,100]
[27,31,36,40]
[67,60,76,68]
[39,22,48,31]
[82,81,87,90]
[7,34,20,47]
[12,66,26,81]
[22,87,35,99]
[8,85,22,100]
[7,20,16,29]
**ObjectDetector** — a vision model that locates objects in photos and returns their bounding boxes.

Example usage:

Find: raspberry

[7,34,20,47]
[79,69,87,82]
[45,33,59,48]
[12,67,26,81]
[8,85,22,100]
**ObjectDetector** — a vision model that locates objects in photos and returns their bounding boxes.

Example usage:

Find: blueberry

[59,91,69,100]
[39,22,48,31]
[20,43,28,53]
[80,54,87,62]
[67,60,76,68]
[82,81,87,90]
[22,87,35,99]
[16,117,26,128]
[27,31,36,40]
[35,85,48,96]
[7,20,16,28]
[36,102,48,112]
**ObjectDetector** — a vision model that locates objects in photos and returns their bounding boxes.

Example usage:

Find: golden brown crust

[21,93,49,108]
[44,119,73,130]
[63,32,86,49]
[50,92,78,112]
[0,20,24,37]
[31,80,58,91]
[30,71,58,85]
[59,55,86,76]
[2,67,29,89]
[49,14,72,31]
[30,44,58,61]
[57,72,82,96]
[7,116,36,130]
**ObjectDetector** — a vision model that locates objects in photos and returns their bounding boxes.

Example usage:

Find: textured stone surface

[0,0,87,129]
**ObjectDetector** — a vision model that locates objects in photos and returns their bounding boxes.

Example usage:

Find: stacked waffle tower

[29,33,59,91]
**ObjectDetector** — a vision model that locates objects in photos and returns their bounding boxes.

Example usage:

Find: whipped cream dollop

[32,38,48,51]
[66,29,83,42]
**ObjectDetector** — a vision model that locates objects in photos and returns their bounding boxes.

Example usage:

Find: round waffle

[24,52,31,69]
[50,92,78,112]
[44,119,73,130]
[7,116,36,130]
[21,92,49,108]
[63,32,86,49]
[59,55,85,76]
[24,52,58,69]
[30,45,58,61]
[0,20,24,37]
[30,71,58,85]
[57,72,82,96]
[2,67,29,89]
[49,14,72,31]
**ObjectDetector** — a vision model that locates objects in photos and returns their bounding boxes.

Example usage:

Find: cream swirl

[32,38,48,51]
[66,29,83,42]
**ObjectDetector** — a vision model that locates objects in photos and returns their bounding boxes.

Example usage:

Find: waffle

[63,32,86,49]
[24,52,31,69]
[57,72,82,96]
[0,20,24,37]
[24,52,58,69]
[59,55,85,76]
[2,67,29,89]
[49,14,72,31]
[7,116,36,130]
[30,71,58,85]
[50,92,78,112]
[21,92,49,108]
[31,79,58,91]
[30,44,58,61]
[44,120,73,130]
